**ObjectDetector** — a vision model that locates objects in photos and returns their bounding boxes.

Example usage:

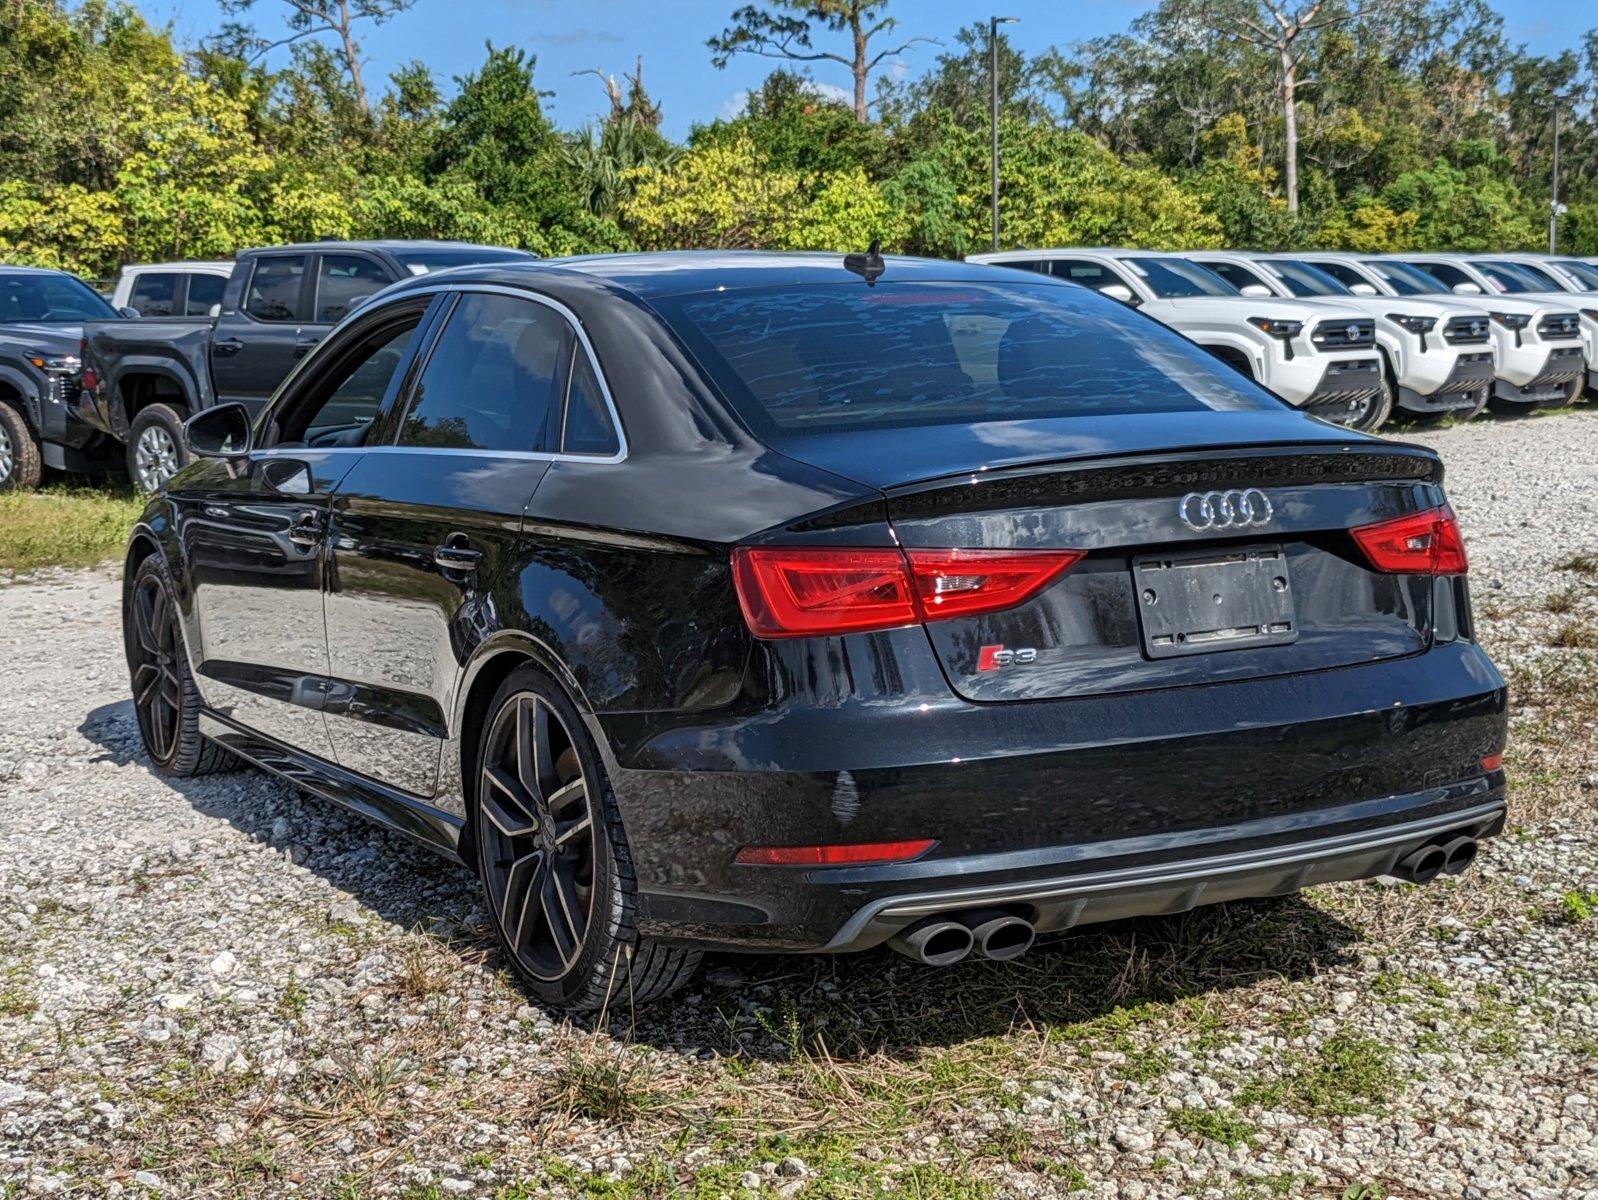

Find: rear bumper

[608,639,1507,951]
[825,788,1504,950]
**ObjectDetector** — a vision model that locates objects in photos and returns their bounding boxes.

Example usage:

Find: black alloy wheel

[478,690,597,982]
[130,571,182,762]
[473,666,701,1011]
[124,556,237,777]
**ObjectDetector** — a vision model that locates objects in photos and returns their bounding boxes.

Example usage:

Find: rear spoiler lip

[877,439,1442,500]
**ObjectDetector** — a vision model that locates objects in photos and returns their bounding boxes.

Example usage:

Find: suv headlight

[25,351,81,373]
[1386,313,1437,335]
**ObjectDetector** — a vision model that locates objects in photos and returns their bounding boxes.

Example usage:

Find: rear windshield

[652,280,1279,436]
[0,272,117,322]
[395,248,536,274]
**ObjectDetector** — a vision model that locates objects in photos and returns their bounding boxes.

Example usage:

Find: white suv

[970,249,1386,428]
[1382,254,1585,409]
[1185,251,1494,423]
[110,261,233,318]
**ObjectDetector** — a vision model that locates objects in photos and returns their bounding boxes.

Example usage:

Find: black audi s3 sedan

[121,252,1507,1010]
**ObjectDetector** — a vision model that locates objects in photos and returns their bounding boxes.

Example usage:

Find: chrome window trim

[256,281,628,466]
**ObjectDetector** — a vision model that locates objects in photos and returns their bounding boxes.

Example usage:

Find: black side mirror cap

[184,402,253,460]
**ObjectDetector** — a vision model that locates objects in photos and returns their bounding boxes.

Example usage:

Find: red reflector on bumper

[735,838,936,866]
[1481,753,1503,772]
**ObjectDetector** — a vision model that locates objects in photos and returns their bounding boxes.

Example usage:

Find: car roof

[414,250,1049,301]
[258,240,535,256]
[0,265,83,278]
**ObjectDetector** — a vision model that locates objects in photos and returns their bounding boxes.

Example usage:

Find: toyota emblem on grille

[1179,489,1274,532]
[1345,324,1362,341]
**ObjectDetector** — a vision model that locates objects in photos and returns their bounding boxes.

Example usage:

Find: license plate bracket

[1133,545,1297,659]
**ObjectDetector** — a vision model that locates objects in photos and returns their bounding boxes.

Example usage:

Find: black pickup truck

[79,240,534,490]
[0,266,130,491]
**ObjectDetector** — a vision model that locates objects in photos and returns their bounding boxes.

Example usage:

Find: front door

[181,294,438,758]
[210,253,312,415]
[322,289,571,801]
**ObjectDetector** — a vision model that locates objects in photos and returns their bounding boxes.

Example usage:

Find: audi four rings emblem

[1179,489,1274,532]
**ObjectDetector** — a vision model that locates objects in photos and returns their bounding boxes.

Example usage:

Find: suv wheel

[1348,368,1395,432]
[125,556,238,776]
[473,666,701,1011]
[0,400,42,492]
[128,404,190,492]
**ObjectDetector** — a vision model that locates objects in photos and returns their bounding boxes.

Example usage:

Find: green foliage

[0,0,1594,280]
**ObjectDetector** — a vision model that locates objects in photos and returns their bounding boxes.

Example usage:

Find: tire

[1348,363,1395,433]
[1553,376,1583,410]
[124,555,238,777]
[0,400,42,492]
[127,403,190,493]
[472,665,701,1012]
[1404,386,1489,426]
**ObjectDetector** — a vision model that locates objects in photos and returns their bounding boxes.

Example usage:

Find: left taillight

[1350,505,1468,575]
[731,545,1084,639]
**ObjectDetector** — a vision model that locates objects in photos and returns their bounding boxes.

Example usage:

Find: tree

[708,1,932,121]
[213,0,414,111]
[1190,0,1399,212]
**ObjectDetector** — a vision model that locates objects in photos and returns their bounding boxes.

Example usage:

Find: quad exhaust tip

[887,909,1036,966]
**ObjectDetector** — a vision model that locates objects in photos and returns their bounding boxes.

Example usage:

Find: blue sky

[132,0,1593,139]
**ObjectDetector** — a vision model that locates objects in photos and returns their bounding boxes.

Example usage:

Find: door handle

[287,511,324,548]
[213,338,244,356]
[293,336,322,359]
[434,541,482,573]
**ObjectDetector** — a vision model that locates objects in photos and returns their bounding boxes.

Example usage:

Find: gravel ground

[2,411,1596,1200]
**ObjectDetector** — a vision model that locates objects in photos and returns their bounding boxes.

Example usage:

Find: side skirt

[198,708,465,862]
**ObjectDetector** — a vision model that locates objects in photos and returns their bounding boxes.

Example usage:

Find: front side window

[1126,258,1237,299]
[0,272,116,322]
[1265,260,1350,298]
[1475,260,1561,294]
[1200,260,1270,292]
[654,280,1277,438]
[274,318,421,448]
[1402,261,1478,293]
[316,254,392,323]
[1305,260,1374,291]
[246,255,308,322]
[1552,259,1598,291]
[1048,260,1131,291]
[130,273,179,316]
[186,273,226,316]
[400,293,568,452]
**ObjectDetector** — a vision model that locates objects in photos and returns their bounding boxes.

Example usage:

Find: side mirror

[1348,282,1379,297]
[118,306,140,319]
[208,303,222,319]
[1452,282,1483,295]
[1238,283,1274,298]
[1099,284,1139,306]
[184,403,252,460]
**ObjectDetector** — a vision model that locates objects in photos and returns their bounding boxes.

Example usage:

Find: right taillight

[731,545,1083,639]
[1350,505,1468,575]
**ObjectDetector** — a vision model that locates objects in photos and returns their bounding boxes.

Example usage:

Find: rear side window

[316,254,392,322]
[400,293,568,452]
[561,346,619,456]
[246,255,308,322]
[654,281,1276,437]
[186,273,226,316]
[129,273,178,316]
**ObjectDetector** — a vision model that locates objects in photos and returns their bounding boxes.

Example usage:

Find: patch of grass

[549,1049,668,1125]
[275,979,307,1022]
[1169,1105,1255,1147]
[1557,551,1598,576]
[1555,889,1598,924]
[0,483,143,575]
[394,941,451,1001]
[1550,620,1598,649]
[1288,1034,1401,1117]
[1546,589,1581,614]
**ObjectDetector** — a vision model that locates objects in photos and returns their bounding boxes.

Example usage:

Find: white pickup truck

[970,248,1386,429]
[1381,254,1585,409]
[1184,250,1495,423]
[1455,254,1598,397]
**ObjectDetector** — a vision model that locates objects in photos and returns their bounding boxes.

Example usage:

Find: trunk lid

[865,437,1445,703]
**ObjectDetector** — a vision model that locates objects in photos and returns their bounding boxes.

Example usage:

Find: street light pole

[1549,100,1561,254]
[990,16,1018,253]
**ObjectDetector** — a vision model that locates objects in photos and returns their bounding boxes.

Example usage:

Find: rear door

[211,253,311,413]
[127,272,181,317]
[321,288,569,799]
